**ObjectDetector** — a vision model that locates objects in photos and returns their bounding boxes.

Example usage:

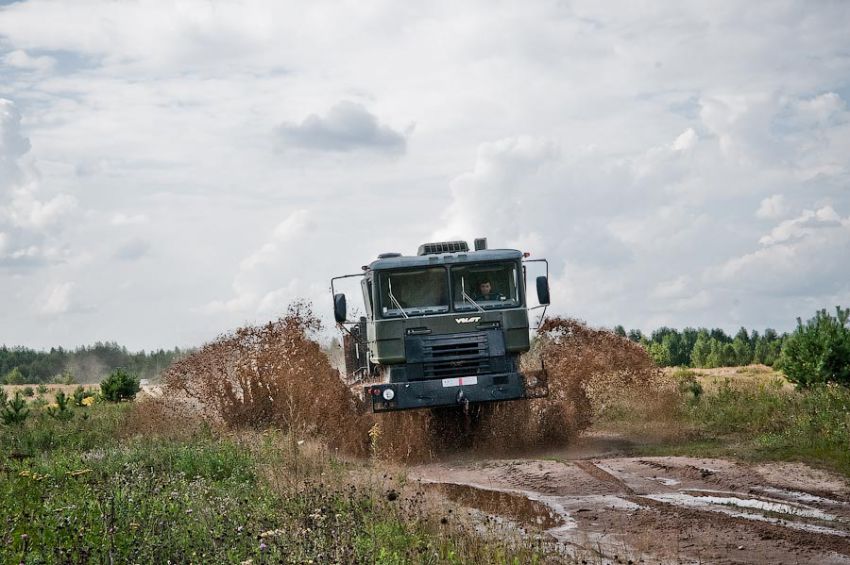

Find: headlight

[382,388,395,401]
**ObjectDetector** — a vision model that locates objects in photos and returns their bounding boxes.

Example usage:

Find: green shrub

[781,307,850,387]
[52,370,77,385]
[100,369,140,402]
[0,387,6,405]
[2,368,24,385]
[673,368,703,402]
[22,386,34,397]
[1,391,30,425]
[47,391,74,421]
[37,384,49,395]
[72,386,96,407]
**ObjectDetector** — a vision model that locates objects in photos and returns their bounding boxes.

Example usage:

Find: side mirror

[333,293,347,323]
[536,276,550,305]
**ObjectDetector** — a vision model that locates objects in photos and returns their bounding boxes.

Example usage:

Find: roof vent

[474,237,487,251]
[377,252,402,259]
[417,241,469,256]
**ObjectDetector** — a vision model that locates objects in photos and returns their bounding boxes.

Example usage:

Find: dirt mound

[158,309,662,462]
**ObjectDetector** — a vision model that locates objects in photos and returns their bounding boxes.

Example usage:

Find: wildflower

[81,396,95,407]
[259,542,267,552]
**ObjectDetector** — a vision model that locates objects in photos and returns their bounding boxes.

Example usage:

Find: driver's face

[479,282,491,294]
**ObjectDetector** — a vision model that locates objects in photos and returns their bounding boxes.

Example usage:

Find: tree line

[0,342,187,385]
[613,325,786,368]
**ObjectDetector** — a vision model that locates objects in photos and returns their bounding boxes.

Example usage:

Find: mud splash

[161,301,372,455]
[157,309,663,462]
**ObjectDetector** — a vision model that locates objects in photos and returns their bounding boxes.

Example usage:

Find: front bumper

[364,370,548,412]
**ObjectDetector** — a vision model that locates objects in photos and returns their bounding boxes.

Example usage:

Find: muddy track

[411,439,850,564]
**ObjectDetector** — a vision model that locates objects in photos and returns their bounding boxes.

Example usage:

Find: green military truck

[331,238,550,413]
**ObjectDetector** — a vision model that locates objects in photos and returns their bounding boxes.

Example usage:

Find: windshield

[378,268,449,317]
[452,262,521,311]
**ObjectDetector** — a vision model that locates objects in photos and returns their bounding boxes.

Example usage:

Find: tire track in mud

[573,460,635,495]
[413,454,850,564]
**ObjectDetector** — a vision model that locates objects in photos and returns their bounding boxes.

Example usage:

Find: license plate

[441,376,478,387]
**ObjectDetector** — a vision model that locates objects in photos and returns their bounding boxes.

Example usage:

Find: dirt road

[410,435,850,564]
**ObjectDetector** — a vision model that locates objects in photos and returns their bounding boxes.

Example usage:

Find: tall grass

[0,399,554,563]
[604,373,850,475]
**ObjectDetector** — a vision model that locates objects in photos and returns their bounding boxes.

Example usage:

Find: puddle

[644,493,848,537]
[669,491,837,520]
[755,485,846,506]
[425,482,565,530]
[652,477,681,486]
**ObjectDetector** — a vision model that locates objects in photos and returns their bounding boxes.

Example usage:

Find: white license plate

[441,376,479,387]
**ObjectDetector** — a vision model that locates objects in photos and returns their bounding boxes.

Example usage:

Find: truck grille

[420,332,491,379]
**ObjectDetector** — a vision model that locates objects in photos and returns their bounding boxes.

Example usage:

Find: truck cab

[332,239,550,412]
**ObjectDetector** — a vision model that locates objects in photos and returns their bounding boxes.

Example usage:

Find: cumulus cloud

[756,194,789,220]
[276,101,406,154]
[0,99,76,268]
[438,84,850,331]
[758,206,842,246]
[2,49,56,72]
[716,207,850,296]
[204,209,313,315]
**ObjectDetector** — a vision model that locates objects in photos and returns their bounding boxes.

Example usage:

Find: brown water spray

[158,305,661,462]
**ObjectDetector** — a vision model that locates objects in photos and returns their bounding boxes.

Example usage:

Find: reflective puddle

[425,482,565,530]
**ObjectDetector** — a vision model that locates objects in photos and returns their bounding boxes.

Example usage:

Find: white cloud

[0,98,76,267]
[2,49,56,72]
[756,194,789,220]
[110,213,149,226]
[758,206,842,246]
[39,281,74,315]
[717,206,850,297]
[205,209,313,314]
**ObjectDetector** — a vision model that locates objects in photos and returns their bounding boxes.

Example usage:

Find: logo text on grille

[455,316,481,324]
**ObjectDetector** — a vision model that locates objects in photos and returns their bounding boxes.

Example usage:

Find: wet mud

[412,452,850,564]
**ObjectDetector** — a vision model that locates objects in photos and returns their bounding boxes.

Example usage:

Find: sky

[1,1,849,351]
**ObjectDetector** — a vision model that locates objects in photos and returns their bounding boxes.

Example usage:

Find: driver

[475,279,503,301]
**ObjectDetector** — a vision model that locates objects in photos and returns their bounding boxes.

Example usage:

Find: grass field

[0,397,550,564]
[3,363,850,562]
[600,365,850,476]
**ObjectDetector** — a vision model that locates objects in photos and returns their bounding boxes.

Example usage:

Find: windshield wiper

[460,277,484,313]
[387,277,409,319]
